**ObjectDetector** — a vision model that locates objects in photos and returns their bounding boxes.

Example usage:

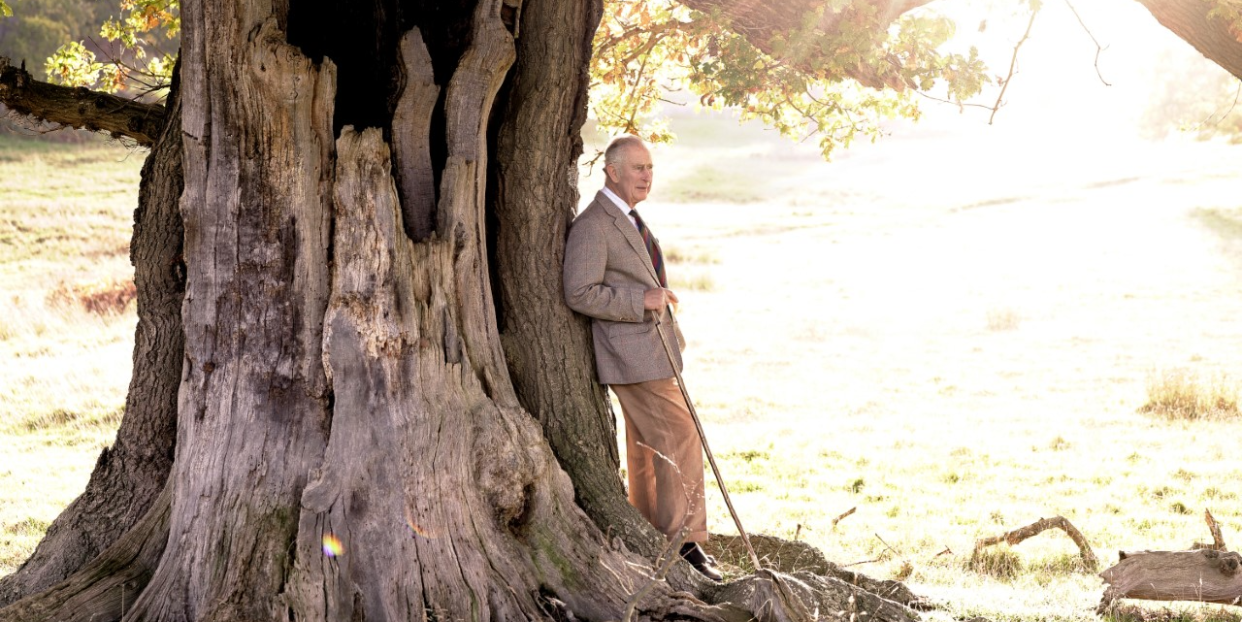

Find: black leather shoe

[679,542,724,582]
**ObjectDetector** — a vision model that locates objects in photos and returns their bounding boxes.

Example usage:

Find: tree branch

[675,0,937,90]
[1191,509,1229,552]
[974,515,1099,571]
[990,7,1039,125]
[1132,0,1242,80]
[1064,0,1112,86]
[0,57,166,146]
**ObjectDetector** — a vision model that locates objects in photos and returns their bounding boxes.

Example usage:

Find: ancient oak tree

[0,0,1240,620]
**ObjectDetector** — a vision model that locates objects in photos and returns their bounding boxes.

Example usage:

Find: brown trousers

[610,377,708,543]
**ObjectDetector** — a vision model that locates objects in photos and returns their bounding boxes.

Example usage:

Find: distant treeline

[0,0,123,75]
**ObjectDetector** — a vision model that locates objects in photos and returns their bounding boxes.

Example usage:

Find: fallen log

[1099,549,1242,611]
[1098,509,1242,611]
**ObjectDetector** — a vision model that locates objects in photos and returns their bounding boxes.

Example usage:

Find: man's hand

[643,287,679,312]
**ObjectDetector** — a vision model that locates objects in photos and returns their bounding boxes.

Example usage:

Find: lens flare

[405,506,436,538]
[322,533,343,557]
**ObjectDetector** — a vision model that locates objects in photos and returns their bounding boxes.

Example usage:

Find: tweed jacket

[564,191,685,385]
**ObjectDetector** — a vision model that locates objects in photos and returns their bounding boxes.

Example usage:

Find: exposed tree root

[706,569,921,622]
[707,533,931,610]
[974,515,1098,571]
[0,483,171,622]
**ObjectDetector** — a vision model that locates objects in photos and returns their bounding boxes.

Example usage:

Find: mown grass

[0,134,142,572]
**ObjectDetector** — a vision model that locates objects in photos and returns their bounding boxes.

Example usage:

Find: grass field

[0,135,143,571]
[2,114,1242,621]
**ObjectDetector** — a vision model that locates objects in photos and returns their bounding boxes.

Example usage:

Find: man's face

[605,144,654,208]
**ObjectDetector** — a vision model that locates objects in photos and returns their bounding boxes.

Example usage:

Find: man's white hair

[604,135,646,168]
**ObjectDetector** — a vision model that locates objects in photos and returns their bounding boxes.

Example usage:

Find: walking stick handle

[654,309,763,572]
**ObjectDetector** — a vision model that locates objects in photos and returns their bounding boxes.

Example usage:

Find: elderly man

[562,135,722,581]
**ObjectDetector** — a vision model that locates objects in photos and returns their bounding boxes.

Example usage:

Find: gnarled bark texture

[19,0,1239,619]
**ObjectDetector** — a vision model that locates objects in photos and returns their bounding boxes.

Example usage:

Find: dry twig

[989,7,1040,125]
[1063,0,1112,86]
[832,507,857,528]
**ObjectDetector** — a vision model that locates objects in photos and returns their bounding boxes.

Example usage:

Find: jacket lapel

[596,192,660,285]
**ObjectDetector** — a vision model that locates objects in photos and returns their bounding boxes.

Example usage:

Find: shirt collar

[600,187,632,214]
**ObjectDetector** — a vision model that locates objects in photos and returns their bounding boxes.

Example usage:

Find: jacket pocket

[607,320,654,337]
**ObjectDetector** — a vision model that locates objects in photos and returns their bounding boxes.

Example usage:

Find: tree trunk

[491,0,671,561]
[0,1,928,620]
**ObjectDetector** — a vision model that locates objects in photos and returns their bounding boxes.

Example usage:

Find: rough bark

[0,0,982,620]
[0,57,166,144]
[1100,549,1242,609]
[0,1,732,620]
[1134,0,1242,80]
[0,484,172,622]
[492,0,668,560]
[121,5,337,618]
[0,63,183,607]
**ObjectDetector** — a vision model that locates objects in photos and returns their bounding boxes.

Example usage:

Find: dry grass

[986,307,1022,332]
[0,134,142,573]
[1140,369,1240,420]
[2,108,1242,622]
[47,276,137,315]
[586,111,1242,621]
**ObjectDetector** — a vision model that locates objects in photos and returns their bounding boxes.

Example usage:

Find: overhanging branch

[0,57,166,146]
[1132,0,1242,80]
[676,0,936,89]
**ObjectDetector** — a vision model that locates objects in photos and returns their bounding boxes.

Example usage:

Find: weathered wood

[494,0,659,562]
[391,28,440,241]
[708,569,920,622]
[1100,549,1242,609]
[0,482,172,622]
[1191,509,1229,552]
[709,533,930,610]
[121,8,339,619]
[0,57,165,144]
[0,0,942,619]
[439,0,520,403]
[974,515,1099,571]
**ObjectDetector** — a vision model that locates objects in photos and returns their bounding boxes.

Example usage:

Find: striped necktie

[629,209,667,288]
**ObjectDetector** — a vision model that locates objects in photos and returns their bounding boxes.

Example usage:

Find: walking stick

[654,309,764,573]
